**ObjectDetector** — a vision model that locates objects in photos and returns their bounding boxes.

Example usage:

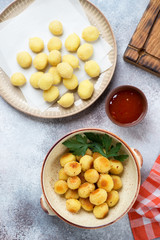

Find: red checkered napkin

[128,155,160,240]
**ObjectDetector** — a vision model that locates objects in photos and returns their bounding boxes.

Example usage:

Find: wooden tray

[0,0,117,119]
[124,0,160,77]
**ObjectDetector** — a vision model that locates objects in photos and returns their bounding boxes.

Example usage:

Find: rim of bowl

[105,85,148,127]
[41,128,141,229]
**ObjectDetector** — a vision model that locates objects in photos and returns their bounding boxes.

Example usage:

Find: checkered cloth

[128,155,160,240]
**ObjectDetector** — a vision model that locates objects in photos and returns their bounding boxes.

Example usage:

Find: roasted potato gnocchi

[93,203,109,219]
[66,199,81,213]
[60,153,76,167]
[97,174,114,192]
[80,198,94,212]
[80,155,93,171]
[54,180,68,194]
[84,169,99,183]
[106,190,119,207]
[90,188,107,205]
[65,189,79,199]
[94,156,111,173]
[59,168,68,181]
[67,176,81,190]
[78,182,95,198]
[64,161,81,176]
[110,160,123,175]
[111,175,122,190]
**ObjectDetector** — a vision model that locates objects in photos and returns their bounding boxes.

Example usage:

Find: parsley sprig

[63,133,128,162]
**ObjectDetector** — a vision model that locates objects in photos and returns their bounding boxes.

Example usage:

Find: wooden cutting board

[124,0,160,77]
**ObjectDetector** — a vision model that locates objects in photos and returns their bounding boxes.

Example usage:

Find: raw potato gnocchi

[47,37,62,51]
[84,60,100,78]
[77,43,93,61]
[17,51,32,69]
[82,26,100,42]
[30,72,43,88]
[48,50,61,66]
[62,54,79,69]
[65,33,80,52]
[43,86,59,102]
[63,74,78,90]
[49,20,63,36]
[38,73,54,90]
[78,80,94,100]
[48,67,61,85]
[29,37,44,53]
[10,72,26,87]
[57,93,74,108]
[33,53,48,70]
[57,62,73,79]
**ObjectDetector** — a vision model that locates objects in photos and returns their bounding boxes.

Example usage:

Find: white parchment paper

[0,0,112,111]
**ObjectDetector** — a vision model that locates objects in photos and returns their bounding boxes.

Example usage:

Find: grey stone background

[0,0,160,239]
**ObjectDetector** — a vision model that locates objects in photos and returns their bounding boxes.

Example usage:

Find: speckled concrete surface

[0,0,160,239]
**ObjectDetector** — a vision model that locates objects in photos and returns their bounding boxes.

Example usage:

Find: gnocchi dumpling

[47,37,62,51]
[93,203,109,219]
[78,79,94,100]
[111,175,122,190]
[89,188,107,205]
[84,169,99,184]
[64,161,81,176]
[77,43,93,61]
[60,153,76,167]
[57,62,73,79]
[17,51,32,68]
[65,33,80,52]
[29,37,44,53]
[10,72,26,87]
[65,189,79,199]
[84,60,100,78]
[48,50,61,66]
[49,20,63,36]
[59,168,68,181]
[38,73,54,90]
[66,199,81,213]
[33,53,48,70]
[43,86,59,102]
[30,72,43,88]
[93,152,102,160]
[62,54,79,69]
[63,74,78,90]
[97,174,114,192]
[78,182,95,198]
[80,155,93,171]
[54,180,68,194]
[110,160,124,175]
[80,198,94,212]
[76,148,92,161]
[82,26,100,42]
[57,93,74,108]
[67,176,81,190]
[48,67,62,85]
[94,156,111,173]
[106,190,119,207]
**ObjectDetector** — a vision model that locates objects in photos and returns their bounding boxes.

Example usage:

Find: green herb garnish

[63,132,128,162]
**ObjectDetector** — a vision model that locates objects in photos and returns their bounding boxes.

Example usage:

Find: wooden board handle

[129,0,160,49]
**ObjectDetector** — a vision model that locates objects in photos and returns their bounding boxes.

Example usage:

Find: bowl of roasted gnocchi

[40,128,142,228]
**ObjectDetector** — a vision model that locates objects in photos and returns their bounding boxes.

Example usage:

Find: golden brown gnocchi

[59,168,68,181]
[84,169,99,184]
[67,176,81,190]
[97,174,114,192]
[65,189,79,199]
[111,175,122,190]
[66,199,81,213]
[80,155,93,171]
[78,182,95,198]
[110,160,123,175]
[106,190,119,207]
[89,188,107,205]
[94,156,111,173]
[60,153,76,167]
[80,198,94,212]
[93,203,109,219]
[64,161,81,176]
[54,180,68,194]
